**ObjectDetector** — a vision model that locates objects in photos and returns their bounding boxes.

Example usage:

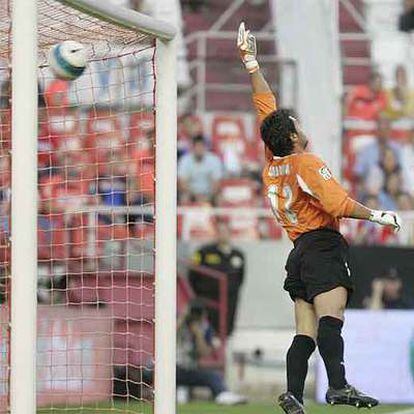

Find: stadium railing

[182,30,298,112]
[179,259,228,351]
[46,206,414,246]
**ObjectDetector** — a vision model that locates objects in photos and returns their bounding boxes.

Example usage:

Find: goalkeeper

[237,22,401,414]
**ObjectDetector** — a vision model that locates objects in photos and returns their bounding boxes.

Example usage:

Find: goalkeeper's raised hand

[237,22,259,74]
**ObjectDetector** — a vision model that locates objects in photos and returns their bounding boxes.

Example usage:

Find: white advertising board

[316,310,414,404]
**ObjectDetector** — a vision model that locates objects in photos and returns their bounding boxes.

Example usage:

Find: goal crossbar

[57,0,177,40]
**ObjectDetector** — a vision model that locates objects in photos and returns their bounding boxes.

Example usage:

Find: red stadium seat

[218,179,259,239]
[218,178,257,207]
[179,202,217,241]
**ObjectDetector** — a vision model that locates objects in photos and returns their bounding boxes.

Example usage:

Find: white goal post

[10,0,177,413]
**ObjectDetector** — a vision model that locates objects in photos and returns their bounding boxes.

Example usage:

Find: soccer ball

[48,41,87,81]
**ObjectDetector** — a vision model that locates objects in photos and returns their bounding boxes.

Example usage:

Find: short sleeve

[252,92,277,121]
[252,92,277,161]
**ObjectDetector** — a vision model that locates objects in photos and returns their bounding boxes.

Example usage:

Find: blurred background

[1,0,414,410]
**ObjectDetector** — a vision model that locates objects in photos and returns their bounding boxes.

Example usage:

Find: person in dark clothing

[189,219,245,336]
[123,301,247,405]
[364,268,413,309]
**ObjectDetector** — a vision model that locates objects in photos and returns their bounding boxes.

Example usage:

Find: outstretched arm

[347,202,401,231]
[237,22,275,160]
[297,154,402,232]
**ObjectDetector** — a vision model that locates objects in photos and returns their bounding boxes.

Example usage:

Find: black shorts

[284,228,354,304]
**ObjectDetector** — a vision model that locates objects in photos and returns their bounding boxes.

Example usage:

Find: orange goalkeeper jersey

[254,92,355,241]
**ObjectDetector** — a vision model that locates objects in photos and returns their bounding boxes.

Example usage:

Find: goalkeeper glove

[237,22,259,74]
[369,210,402,232]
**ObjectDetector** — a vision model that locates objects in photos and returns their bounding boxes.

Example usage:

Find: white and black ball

[48,40,87,81]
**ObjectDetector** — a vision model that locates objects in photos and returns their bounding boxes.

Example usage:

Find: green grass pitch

[36,402,412,414]
[178,403,411,414]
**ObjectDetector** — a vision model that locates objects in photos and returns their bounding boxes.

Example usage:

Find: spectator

[378,172,402,210]
[178,135,223,203]
[345,70,387,120]
[401,127,414,196]
[355,117,402,193]
[364,147,400,197]
[176,301,247,405]
[364,268,413,309]
[384,64,414,119]
[189,219,245,336]
[178,114,204,159]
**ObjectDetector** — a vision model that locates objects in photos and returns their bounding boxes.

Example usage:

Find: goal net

[0,0,177,413]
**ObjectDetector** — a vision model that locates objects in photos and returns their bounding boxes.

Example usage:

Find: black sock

[286,334,316,403]
[317,316,347,390]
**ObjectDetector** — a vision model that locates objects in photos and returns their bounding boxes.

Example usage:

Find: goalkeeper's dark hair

[260,109,297,157]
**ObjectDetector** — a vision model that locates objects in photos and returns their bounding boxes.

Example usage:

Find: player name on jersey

[269,164,291,177]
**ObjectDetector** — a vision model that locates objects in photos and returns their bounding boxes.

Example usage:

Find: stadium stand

[179,0,414,245]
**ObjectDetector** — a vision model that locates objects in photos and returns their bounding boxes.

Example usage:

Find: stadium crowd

[345,65,414,205]
[1,64,414,245]
[342,65,414,245]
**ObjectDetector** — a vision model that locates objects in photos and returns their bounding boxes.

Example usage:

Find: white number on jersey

[267,184,298,225]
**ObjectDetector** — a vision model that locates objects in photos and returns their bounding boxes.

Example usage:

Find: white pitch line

[386,408,414,414]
